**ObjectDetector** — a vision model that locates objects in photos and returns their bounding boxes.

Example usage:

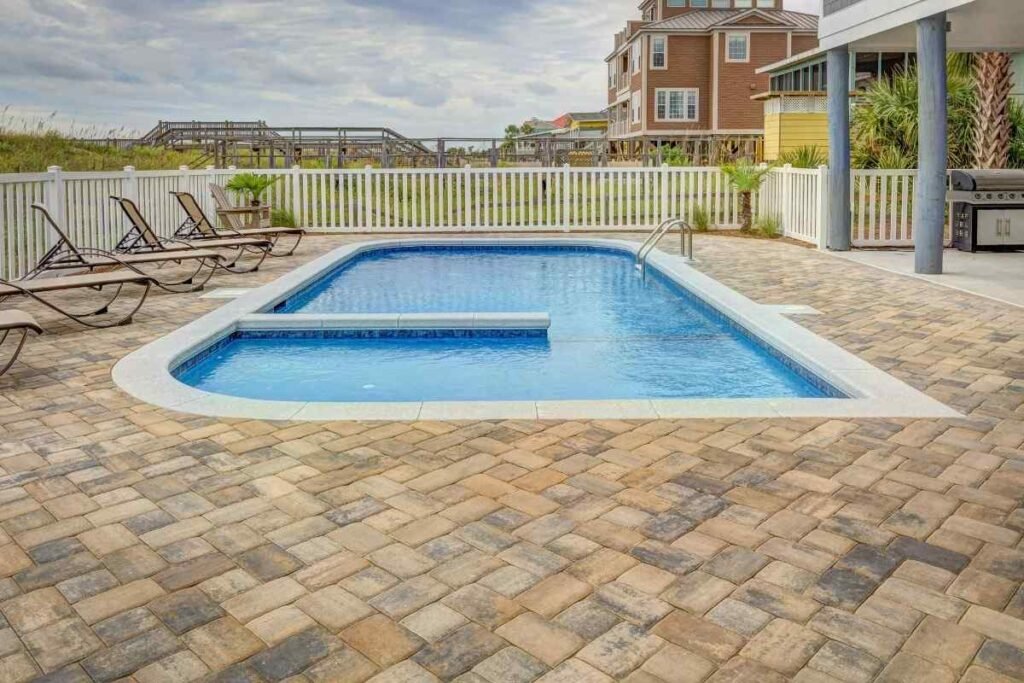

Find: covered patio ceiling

[820,0,1024,52]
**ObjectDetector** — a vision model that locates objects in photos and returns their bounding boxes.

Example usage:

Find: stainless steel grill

[948,170,1024,251]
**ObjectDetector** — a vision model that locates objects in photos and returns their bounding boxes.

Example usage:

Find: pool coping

[112,237,960,421]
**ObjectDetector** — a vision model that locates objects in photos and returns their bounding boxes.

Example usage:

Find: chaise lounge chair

[30,203,225,293]
[112,196,273,274]
[198,185,304,256]
[0,270,153,329]
[0,310,42,376]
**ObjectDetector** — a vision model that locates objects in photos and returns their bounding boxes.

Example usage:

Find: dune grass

[0,109,202,173]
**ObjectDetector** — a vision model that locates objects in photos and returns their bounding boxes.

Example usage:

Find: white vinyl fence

[0,164,935,281]
[757,166,829,249]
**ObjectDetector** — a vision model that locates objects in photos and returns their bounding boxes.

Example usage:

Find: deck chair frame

[0,311,42,377]
[207,185,304,257]
[0,272,153,329]
[29,203,220,293]
[112,196,270,274]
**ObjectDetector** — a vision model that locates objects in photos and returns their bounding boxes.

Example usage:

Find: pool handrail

[636,218,693,280]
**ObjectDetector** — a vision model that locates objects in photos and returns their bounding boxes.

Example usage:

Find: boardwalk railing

[0,164,934,280]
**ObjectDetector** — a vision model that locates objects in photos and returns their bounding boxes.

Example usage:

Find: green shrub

[690,206,711,232]
[660,146,692,167]
[778,145,827,168]
[755,213,782,239]
[271,208,297,228]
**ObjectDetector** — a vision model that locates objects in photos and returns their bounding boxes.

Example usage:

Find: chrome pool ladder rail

[635,218,693,280]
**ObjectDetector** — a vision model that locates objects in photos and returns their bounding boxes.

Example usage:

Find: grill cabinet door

[1004,210,1024,245]
[976,210,1005,246]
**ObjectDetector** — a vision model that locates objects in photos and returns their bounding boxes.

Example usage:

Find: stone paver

[0,233,1022,680]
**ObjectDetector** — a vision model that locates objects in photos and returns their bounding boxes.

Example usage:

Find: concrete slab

[834,249,1024,309]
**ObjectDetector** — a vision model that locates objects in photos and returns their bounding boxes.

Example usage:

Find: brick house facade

[606,0,819,146]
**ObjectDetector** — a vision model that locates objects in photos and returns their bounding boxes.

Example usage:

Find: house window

[608,63,615,89]
[631,92,642,124]
[655,89,699,122]
[756,0,776,6]
[734,0,753,6]
[667,0,686,6]
[690,0,709,6]
[631,42,641,73]
[712,0,731,6]
[726,33,749,62]
[651,36,667,69]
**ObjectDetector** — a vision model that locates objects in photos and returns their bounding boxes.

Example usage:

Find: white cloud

[0,0,816,138]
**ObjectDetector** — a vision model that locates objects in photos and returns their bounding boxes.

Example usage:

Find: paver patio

[0,233,1022,682]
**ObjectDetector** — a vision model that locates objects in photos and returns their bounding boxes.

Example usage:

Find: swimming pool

[173,246,837,403]
[113,237,958,420]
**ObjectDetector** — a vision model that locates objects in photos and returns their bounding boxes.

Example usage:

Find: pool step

[236,312,551,332]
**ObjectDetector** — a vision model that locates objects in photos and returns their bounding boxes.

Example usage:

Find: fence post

[562,163,570,232]
[660,163,669,225]
[44,166,66,248]
[464,164,472,228]
[123,165,138,204]
[816,165,829,249]
[782,164,793,236]
[365,164,373,231]
[292,165,303,228]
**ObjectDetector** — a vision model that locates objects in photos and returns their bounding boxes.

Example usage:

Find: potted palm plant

[225,173,279,207]
[721,161,774,232]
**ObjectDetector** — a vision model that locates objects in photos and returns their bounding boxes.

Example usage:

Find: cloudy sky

[0,0,821,138]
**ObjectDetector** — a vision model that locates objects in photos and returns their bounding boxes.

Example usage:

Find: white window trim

[631,41,642,75]
[650,35,668,70]
[654,88,699,123]
[725,32,750,64]
[631,91,642,124]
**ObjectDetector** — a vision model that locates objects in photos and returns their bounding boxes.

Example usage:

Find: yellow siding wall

[571,120,609,131]
[763,113,829,162]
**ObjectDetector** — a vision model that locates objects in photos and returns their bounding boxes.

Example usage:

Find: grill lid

[951,170,1024,192]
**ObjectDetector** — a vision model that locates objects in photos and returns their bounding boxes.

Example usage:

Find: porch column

[827,47,851,251]
[915,12,948,274]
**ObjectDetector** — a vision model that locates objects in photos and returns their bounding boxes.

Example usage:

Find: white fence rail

[0,164,937,281]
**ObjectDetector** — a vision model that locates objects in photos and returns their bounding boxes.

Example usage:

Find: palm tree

[721,161,773,232]
[972,52,1014,169]
[851,56,977,169]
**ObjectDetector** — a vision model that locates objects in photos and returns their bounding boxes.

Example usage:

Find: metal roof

[567,112,608,122]
[646,9,819,32]
[756,46,829,75]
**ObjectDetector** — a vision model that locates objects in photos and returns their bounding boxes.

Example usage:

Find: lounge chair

[0,310,42,376]
[29,203,225,293]
[210,183,273,230]
[112,197,272,274]
[0,270,152,329]
[202,185,304,256]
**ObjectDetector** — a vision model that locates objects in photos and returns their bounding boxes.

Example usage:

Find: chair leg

[268,233,303,257]
[0,329,30,377]
[30,282,152,329]
[219,246,269,274]
[149,259,217,293]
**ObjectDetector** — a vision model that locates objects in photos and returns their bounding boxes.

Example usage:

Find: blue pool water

[176,246,838,402]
